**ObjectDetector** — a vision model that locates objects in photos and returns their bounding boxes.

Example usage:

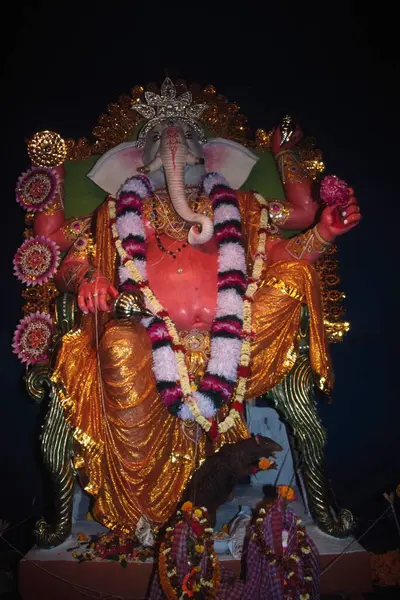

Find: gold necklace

[143,187,213,242]
[152,196,190,259]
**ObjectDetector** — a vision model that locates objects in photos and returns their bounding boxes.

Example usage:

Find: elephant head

[137,119,213,244]
[87,119,259,245]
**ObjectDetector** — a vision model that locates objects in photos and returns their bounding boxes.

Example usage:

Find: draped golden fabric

[236,191,333,396]
[248,260,333,396]
[52,192,332,534]
[51,202,248,533]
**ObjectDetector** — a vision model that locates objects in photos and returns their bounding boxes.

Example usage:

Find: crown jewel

[132,78,208,147]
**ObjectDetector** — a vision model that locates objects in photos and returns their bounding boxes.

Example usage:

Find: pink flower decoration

[13,236,60,286]
[320,175,349,207]
[12,312,54,365]
[16,166,60,212]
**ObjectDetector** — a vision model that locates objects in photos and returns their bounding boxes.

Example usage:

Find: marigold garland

[158,505,220,599]
[109,174,269,437]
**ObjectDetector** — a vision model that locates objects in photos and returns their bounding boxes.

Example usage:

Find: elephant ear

[203,138,259,189]
[86,142,144,196]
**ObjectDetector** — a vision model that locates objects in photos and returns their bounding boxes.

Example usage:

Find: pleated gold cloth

[51,191,332,533]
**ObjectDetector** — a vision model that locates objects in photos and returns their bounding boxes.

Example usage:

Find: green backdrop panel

[240,151,284,199]
[64,157,106,219]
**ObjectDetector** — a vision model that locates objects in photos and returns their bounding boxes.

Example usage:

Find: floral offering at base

[149,495,320,600]
[68,530,154,566]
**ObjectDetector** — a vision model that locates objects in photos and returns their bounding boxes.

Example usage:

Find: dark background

[1,1,399,551]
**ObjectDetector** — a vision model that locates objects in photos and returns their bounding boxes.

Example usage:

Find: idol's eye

[185,131,193,140]
[152,132,161,142]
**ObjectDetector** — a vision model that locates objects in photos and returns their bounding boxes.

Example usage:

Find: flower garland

[109,174,269,436]
[158,503,220,599]
[69,530,153,566]
[251,500,315,600]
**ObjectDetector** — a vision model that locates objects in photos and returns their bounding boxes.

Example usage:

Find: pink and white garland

[108,174,269,437]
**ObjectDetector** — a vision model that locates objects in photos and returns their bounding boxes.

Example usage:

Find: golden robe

[51,191,332,533]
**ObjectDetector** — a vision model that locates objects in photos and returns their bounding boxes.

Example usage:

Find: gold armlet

[61,217,91,243]
[68,233,96,261]
[268,200,293,226]
[274,149,307,184]
[43,196,64,215]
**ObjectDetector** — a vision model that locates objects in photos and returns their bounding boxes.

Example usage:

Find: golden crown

[132,77,208,147]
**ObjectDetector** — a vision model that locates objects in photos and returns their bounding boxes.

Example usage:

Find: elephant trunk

[159,126,214,245]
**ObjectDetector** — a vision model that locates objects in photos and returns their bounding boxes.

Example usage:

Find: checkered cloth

[242,499,320,599]
[148,502,320,599]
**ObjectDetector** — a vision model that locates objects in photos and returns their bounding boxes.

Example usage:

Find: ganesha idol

[14,78,361,545]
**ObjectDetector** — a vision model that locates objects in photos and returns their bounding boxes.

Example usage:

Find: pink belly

[145,227,218,331]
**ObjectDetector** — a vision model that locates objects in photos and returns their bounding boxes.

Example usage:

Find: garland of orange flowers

[108,184,269,437]
[158,503,220,599]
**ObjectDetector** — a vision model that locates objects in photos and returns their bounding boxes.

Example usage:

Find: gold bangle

[314,224,332,246]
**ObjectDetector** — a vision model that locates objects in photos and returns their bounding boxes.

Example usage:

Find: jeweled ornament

[12,312,53,365]
[27,130,67,167]
[13,236,60,286]
[15,166,60,212]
